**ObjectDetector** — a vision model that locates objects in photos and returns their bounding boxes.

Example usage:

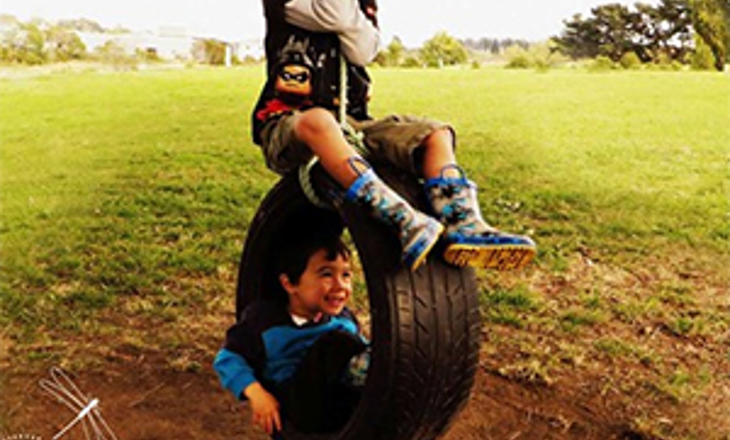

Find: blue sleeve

[339,307,370,344]
[213,348,258,400]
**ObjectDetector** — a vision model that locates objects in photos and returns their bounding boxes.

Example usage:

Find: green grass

[1,68,729,433]
[0,68,274,337]
[480,285,542,328]
[1,63,729,437]
[2,66,727,333]
[374,69,729,264]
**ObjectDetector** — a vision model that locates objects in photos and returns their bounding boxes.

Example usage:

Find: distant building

[77,28,263,62]
[77,30,195,60]
[232,39,265,60]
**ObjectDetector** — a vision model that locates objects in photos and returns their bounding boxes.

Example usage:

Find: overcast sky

[1,0,657,47]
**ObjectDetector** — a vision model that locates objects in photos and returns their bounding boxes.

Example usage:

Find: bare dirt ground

[2,255,728,440]
[0,357,629,440]
[2,345,725,440]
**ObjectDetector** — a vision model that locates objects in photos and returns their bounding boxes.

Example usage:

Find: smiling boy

[214,233,368,436]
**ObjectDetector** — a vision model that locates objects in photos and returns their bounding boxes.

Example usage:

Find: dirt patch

[445,372,627,440]
[1,362,261,440]
[2,351,720,440]
[2,255,728,440]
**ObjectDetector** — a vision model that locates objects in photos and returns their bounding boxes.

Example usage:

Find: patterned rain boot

[344,347,370,388]
[346,168,444,271]
[425,166,536,270]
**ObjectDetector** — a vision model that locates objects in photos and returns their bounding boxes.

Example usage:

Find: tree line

[376,0,728,71]
[0,15,91,64]
[374,1,727,71]
[2,1,728,71]
[553,0,729,71]
[0,15,236,66]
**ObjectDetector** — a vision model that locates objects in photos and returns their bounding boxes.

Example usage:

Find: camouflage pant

[259,112,454,177]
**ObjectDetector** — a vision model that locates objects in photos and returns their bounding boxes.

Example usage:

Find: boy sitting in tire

[214,233,368,437]
[252,0,536,271]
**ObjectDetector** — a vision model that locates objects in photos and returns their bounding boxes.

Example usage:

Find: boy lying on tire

[214,233,369,437]
[251,0,536,271]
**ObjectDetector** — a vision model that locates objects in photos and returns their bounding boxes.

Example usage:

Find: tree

[18,22,47,65]
[419,32,468,68]
[653,0,693,61]
[690,0,728,70]
[192,39,227,65]
[691,33,717,67]
[375,36,406,66]
[384,36,405,66]
[504,45,532,68]
[56,18,105,33]
[553,12,605,59]
[94,40,136,69]
[46,26,86,62]
[591,3,635,61]
[721,0,730,61]
[461,37,530,55]
[620,51,642,68]
[0,15,21,63]
[553,0,694,64]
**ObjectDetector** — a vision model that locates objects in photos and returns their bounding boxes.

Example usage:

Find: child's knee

[294,108,339,137]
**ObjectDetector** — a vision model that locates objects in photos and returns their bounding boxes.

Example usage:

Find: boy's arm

[214,348,259,400]
[215,349,282,435]
[214,307,268,400]
[285,0,380,66]
[242,382,282,435]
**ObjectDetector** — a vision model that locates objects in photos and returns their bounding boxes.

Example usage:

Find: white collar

[291,314,309,326]
[290,312,323,326]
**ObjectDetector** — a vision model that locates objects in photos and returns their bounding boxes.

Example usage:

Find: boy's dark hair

[276,233,351,285]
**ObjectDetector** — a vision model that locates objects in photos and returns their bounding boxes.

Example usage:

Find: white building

[77,28,263,62]
[233,39,264,60]
[77,30,196,60]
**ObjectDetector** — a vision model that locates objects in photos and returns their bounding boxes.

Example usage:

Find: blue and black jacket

[214,300,363,400]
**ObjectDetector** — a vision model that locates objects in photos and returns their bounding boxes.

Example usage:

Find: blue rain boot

[346,168,443,271]
[425,166,536,270]
[344,348,370,388]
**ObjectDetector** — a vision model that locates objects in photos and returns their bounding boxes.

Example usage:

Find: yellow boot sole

[443,244,536,271]
[407,223,445,271]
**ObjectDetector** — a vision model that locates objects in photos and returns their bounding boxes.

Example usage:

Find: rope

[339,54,348,125]
[299,53,355,209]
[299,157,332,209]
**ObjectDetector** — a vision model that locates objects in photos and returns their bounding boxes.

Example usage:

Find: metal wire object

[38,367,119,440]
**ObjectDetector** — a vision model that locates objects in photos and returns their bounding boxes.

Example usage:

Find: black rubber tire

[236,165,481,440]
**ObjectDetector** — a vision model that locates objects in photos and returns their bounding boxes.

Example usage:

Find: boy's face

[281,248,353,320]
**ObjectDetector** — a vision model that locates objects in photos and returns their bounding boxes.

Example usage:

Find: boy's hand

[358,0,378,28]
[244,382,282,435]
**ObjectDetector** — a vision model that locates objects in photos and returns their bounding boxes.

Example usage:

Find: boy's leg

[421,128,536,270]
[353,116,535,271]
[286,109,442,271]
[278,330,367,433]
[292,108,362,187]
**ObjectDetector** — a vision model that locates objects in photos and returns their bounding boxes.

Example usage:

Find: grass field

[1,66,729,439]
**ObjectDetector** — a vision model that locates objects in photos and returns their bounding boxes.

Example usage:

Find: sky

[1,0,658,47]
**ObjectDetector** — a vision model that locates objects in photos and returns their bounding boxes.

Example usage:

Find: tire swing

[235,161,482,440]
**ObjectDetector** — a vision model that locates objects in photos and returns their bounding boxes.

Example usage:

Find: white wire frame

[38,367,119,440]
